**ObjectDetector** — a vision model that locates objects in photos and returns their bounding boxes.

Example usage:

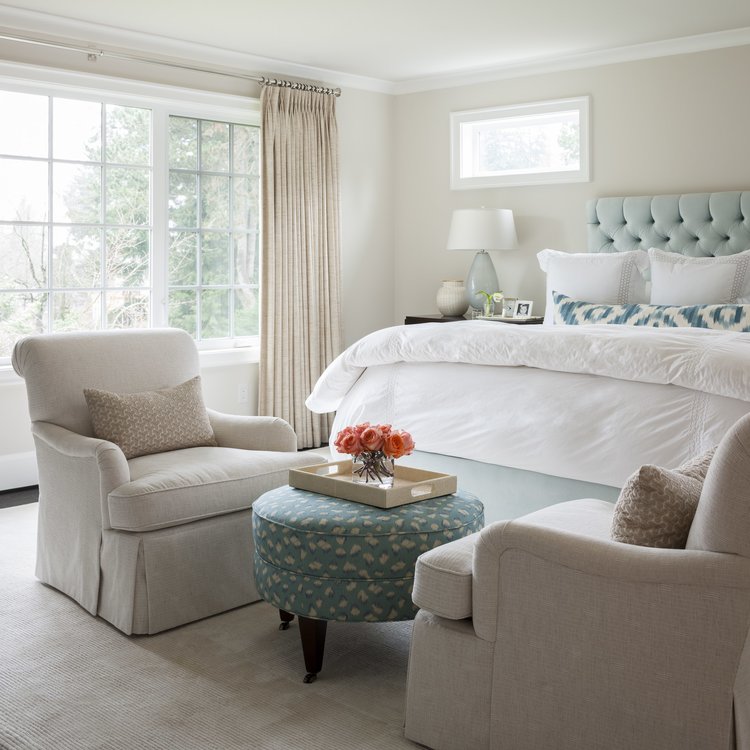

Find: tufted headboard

[586,191,750,257]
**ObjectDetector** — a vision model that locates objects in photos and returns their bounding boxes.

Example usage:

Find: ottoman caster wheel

[279,622,290,631]
[303,672,318,684]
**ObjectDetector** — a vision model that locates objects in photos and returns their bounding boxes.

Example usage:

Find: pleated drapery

[259,85,343,449]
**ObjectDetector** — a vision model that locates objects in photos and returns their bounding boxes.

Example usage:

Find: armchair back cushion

[12,328,200,437]
[610,447,715,549]
[687,412,750,557]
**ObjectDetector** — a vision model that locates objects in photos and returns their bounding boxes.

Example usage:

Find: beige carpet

[0,504,417,750]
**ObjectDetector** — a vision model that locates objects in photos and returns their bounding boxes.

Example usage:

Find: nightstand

[404,314,466,324]
[404,314,543,325]
[476,315,544,325]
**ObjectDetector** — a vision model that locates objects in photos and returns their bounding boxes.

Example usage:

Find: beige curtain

[259,85,343,449]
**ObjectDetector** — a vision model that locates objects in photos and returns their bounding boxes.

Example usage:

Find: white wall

[337,87,395,344]
[0,45,394,489]
[393,45,750,323]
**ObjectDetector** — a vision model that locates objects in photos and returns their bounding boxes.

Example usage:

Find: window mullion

[100,103,107,329]
[151,105,169,328]
[46,95,53,334]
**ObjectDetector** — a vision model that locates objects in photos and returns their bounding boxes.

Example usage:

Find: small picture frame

[500,297,516,318]
[513,300,533,318]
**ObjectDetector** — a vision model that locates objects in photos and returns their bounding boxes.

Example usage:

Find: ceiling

[2,0,750,92]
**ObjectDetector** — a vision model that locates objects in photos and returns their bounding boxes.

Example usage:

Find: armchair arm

[207,409,298,452]
[32,422,130,530]
[31,422,130,615]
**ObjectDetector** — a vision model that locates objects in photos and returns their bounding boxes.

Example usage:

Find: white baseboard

[0,451,38,491]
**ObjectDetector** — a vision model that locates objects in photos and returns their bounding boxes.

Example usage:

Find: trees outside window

[0,81,259,361]
[450,96,590,189]
[167,117,259,341]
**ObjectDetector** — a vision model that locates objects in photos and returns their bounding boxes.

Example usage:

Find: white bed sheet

[307,322,750,488]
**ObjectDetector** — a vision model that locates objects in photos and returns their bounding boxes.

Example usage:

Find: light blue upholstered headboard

[586,191,750,257]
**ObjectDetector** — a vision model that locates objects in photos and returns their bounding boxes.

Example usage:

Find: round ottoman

[252,485,484,681]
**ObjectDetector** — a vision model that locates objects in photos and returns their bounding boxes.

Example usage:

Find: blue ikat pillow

[552,292,750,331]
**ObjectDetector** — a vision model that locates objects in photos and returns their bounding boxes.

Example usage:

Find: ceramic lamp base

[465,251,499,310]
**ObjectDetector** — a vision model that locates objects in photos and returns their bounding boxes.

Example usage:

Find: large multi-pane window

[0,76,259,361]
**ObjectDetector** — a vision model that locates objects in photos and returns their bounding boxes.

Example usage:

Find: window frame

[0,61,261,367]
[450,96,590,190]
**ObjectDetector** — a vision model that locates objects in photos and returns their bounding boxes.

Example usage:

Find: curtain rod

[0,30,341,96]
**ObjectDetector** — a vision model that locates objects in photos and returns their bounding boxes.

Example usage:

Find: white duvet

[306,322,750,487]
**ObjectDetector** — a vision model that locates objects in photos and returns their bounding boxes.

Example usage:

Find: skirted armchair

[405,412,750,749]
[13,328,321,635]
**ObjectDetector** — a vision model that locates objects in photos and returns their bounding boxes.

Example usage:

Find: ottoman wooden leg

[298,616,328,684]
[279,609,294,631]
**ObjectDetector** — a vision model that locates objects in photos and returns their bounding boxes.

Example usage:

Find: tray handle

[410,484,433,498]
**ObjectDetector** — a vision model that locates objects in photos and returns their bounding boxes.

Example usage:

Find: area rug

[0,504,415,749]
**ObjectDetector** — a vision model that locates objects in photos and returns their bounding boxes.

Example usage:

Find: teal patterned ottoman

[252,485,484,682]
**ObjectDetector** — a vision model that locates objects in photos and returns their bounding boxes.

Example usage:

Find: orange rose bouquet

[334,422,415,485]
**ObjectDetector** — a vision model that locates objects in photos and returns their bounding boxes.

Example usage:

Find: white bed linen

[306,322,750,487]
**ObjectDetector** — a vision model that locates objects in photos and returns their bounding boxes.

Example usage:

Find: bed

[307,191,750,522]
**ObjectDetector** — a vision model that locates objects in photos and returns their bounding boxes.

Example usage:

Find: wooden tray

[288,459,458,509]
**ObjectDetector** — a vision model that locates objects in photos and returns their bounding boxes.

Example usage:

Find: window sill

[0,366,21,385]
[199,345,260,368]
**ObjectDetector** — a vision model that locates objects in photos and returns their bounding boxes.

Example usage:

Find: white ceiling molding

[0,4,749,96]
[391,26,750,95]
[0,4,393,94]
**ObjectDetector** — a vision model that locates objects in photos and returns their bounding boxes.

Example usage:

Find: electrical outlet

[237,384,249,404]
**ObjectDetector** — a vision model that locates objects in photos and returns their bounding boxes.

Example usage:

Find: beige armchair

[13,328,321,635]
[405,413,750,750]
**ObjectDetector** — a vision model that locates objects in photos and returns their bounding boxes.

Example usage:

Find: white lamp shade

[446,208,518,251]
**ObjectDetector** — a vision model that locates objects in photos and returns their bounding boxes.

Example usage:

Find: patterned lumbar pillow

[552,291,750,331]
[84,376,217,459]
[611,447,716,548]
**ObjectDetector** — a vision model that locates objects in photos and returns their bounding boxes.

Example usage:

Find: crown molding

[391,26,750,95]
[0,3,394,94]
[0,4,749,97]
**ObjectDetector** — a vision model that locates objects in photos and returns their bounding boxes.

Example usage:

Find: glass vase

[352,453,395,488]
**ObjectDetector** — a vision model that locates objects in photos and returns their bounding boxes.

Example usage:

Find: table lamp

[446,208,518,311]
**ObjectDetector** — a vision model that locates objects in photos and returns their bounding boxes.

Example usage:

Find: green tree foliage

[557,123,580,167]
[167,118,259,340]
[0,101,259,356]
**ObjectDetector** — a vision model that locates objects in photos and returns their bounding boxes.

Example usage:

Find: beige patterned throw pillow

[84,376,217,459]
[611,447,716,548]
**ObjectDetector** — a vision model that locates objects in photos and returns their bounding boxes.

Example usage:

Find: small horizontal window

[450,96,590,189]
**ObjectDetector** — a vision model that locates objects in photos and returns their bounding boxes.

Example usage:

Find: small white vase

[436,280,469,317]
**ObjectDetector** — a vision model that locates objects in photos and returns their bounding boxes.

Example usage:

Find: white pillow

[648,247,750,305]
[537,249,650,325]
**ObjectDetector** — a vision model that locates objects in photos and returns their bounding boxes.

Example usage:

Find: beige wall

[338,87,396,343]
[393,45,750,323]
